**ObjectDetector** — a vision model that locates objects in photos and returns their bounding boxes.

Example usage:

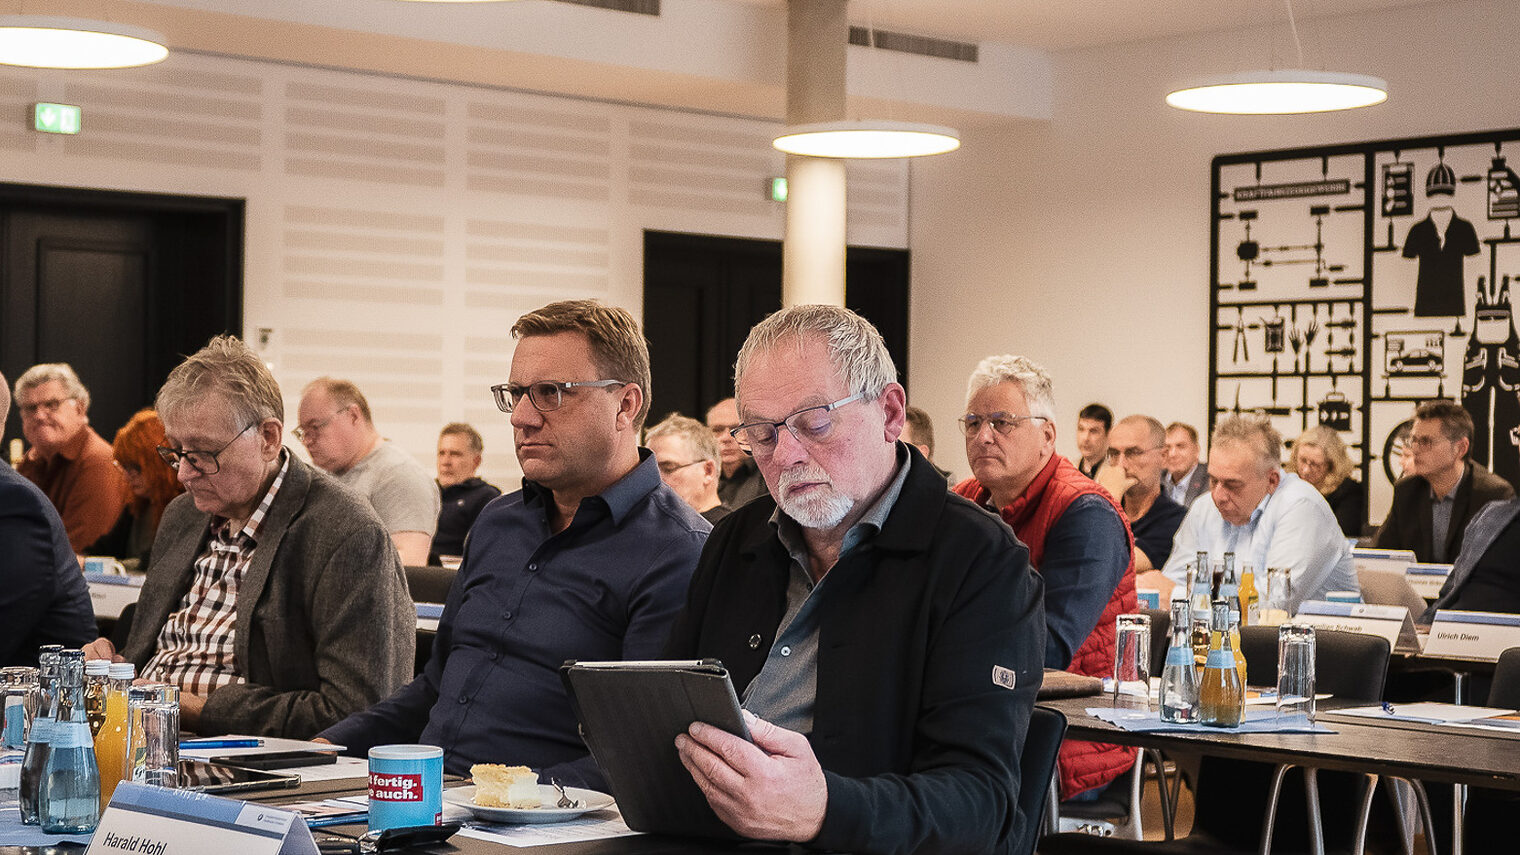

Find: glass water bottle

[19,645,64,825]
[1159,598,1200,723]
[40,650,101,834]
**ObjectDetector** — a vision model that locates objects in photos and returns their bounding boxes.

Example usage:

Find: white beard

[775,465,854,529]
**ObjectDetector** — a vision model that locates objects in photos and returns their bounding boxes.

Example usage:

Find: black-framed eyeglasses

[490,380,628,414]
[156,422,257,475]
[18,396,75,417]
[656,459,705,476]
[1106,445,1162,463]
[730,392,867,458]
[958,412,1048,438]
[292,408,349,442]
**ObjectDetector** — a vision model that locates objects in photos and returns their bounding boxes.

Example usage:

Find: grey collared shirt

[1430,485,1457,563]
[741,445,913,733]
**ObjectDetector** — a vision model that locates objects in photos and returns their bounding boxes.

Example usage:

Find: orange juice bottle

[93,663,134,809]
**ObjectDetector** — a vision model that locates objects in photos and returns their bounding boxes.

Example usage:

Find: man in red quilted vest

[951,354,1138,799]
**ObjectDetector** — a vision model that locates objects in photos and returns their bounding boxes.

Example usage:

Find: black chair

[1041,628,1393,855]
[1016,706,1066,855]
[404,564,456,604]
[1458,646,1520,847]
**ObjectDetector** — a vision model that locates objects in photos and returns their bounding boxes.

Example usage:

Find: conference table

[1042,695,1520,854]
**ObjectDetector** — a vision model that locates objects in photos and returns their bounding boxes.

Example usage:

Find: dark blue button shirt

[319,451,708,786]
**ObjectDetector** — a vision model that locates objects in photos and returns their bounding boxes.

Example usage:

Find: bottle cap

[85,660,110,676]
[108,662,136,680]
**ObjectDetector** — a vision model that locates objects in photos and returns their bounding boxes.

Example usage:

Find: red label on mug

[369,772,424,802]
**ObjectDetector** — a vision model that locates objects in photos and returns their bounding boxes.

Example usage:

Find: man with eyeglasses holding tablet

[318,300,707,787]
[949,354,1136,802]
[82,336,415,738]
[666,306,1044,854]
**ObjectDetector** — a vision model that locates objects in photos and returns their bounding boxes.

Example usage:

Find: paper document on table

[1331,702,1514,724]
[283,756,367,782]
[455,811,641,848]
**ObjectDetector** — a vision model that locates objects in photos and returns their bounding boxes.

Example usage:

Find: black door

[1,184,243,452]
[642,230,909,424]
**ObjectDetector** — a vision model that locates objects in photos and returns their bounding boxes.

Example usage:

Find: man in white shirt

[1144,415,1357,612]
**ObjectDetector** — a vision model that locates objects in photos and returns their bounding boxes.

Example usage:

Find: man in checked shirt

[84,335,415,737]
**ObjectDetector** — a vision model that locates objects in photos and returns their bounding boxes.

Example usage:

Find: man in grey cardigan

[85,336,414,738]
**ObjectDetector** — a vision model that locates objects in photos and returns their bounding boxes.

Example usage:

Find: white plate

[443,784,615,824]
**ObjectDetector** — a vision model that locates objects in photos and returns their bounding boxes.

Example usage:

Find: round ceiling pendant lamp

[772,120,961,159]
[0,16,169,69]
[1166,69,1387,114]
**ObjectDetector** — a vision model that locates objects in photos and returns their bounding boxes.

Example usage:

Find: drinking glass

[1,667,39,750]
[1112,613,1152,711]
[1277,624,1316,723]
[126,685,180,789]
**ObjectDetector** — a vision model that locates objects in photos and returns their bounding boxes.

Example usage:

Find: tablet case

[561,659,749,839]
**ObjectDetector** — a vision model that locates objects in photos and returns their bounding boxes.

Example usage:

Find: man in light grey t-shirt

[296,377,440,565]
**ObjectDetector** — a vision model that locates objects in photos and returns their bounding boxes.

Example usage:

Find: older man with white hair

[14,363,130,553]
[667,305,1044,854]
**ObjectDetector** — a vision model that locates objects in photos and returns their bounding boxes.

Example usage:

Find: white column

[782,0,848,308]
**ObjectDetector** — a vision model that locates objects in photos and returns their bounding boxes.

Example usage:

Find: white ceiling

[719,0,1438,52]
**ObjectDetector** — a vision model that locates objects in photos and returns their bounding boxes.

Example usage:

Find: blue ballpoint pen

[179,737,264,749]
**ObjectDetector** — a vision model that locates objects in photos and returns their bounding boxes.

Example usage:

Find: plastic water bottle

[1159,598,1200,723]
[40,650,101,834]
[19,645,64,825]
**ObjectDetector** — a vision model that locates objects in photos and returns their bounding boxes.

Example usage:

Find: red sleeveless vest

[955,453,1138,798]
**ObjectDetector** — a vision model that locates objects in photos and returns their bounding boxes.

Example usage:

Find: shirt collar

[215,448,290,542]
[521,448,661,527]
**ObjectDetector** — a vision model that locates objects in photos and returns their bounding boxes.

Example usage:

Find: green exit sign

[768,177,788,203]
[33,103,82,135]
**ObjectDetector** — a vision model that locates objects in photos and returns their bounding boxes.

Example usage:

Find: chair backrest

[1487,646,1520,708]
[405,564,456,604]
[1144,607,1171,678]
[1239,625,1390,701]
[1015,706,1066,855]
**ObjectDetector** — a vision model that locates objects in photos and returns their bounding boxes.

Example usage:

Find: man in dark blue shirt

[0,372,96,667]
[428,422,500,564]
[319,301,708,786]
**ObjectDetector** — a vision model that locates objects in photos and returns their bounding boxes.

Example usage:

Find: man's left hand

[675,710,827,842]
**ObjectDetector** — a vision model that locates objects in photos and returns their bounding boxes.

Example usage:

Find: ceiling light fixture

[772,120,960,159]
[0,16,168,69]
[1166,69,1387,114]
[1164,1,1386,114]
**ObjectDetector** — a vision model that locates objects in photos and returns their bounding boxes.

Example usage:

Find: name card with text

[1423,610,1520,661]
[1405,564,1452,600]
[86,782,318,855]
[1295,601,1420,651]
[1352,547,1417,577]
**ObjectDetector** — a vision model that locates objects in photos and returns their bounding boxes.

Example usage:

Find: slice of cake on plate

[471,764,542,809]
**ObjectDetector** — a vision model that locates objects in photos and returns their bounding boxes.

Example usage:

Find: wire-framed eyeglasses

[729,392,867,458]
[156,422,257,475]
[491,380,628,414]
[958,413,1048,438]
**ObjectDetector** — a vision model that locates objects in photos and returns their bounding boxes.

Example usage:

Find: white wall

[0,52,908,487]
[909,0,1520,491]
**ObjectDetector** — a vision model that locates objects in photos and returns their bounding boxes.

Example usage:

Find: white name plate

[1405,564,1452,600]
[1423,610,1520,661]
[1295,600,1420,651]
[1352,547,1417,576]
[87,782,317,855]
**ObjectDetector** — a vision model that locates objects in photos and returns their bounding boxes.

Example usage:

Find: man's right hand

[1095,462,1137,502]
[82,637,125,663]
